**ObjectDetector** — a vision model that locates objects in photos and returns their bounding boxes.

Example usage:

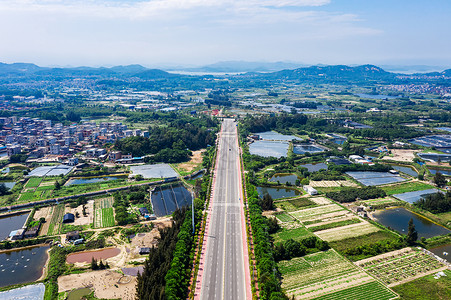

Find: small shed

[63,213,75,223]
[66,231,80,241]
[139,247,151,255]
[139,207,149,216]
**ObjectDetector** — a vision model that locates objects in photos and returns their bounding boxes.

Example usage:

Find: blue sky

[0,0,450,67]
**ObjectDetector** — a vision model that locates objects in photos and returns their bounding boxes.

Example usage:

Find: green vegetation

[274,212,295,222]
[415,191,451,214]
[326,186,386,203]
[381,181,434,195]
[311,281,398,300]
[47,204,65,235]
[24,177,42,188]
[392,269,451,299]
[309,218,361,232]
[273,225,314,243]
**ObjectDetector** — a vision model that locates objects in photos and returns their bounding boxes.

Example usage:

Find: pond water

[66,176,122,186]
[0,181,16,191]
[0,245,49,288]
[430,244,451,263]
[190,172,204,180]
[256,131,301,141]
[355,93,398,100]
[66,247,121,264]
[256,186,301,199]
[293,144,324,155]
[346,171,405,186]
[249,140,289,158]
[67,287,92,300]
[269,174,299,185]
[429,168,451,176]
[1,167,9,173]
[0,212,29,241]
[418,153,451,163]
[373,207,451,239]
[299,163,328,172]
[392,165,418,177]
[151,184,192,217]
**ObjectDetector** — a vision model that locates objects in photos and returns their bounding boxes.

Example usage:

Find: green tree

[433,172,447,187]
[261,194,274,210]
[54,180,61,190]
[0,183,8,196]
[406,218,418,245]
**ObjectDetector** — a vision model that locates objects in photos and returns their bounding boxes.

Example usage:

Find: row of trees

[415,191,451,214]
[326,186,386,203]
[136,210,186,299]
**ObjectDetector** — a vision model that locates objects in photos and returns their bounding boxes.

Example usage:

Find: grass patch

[24,177,42,188]
[309,218,361,232]
[289,198,317,209]
[272,226,313,243]
[392,269,451,299]
[101,207,115,227]
[330,230,398,254]
[381,181,434,195]
[274,212,295,223]
[311,281,398,300]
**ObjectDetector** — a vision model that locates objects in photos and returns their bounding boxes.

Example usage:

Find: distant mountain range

[0,62,450,81]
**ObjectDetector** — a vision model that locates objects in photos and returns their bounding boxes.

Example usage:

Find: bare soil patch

[309,180,358,188]
[34,206,53,236]
[382,149,417,162]
[65,200,94,226]
[177,149,205,173]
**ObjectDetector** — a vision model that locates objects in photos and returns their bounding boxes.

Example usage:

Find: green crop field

[24,177,42,188]
[18,192,36,202]
[273,225,313,243]
[309,218,361,232]
[381,181,434,195]
[392,269,451,299]
[311,281,398,300]
[279,249,386,299]
[291,204,347,223]
[315,222,381,242]
[275,212,295,222]
[48,204,65,235]
[101,208,115,227]
[357,248,446,286]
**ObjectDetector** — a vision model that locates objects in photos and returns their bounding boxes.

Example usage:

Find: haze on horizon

[0,0,450,68]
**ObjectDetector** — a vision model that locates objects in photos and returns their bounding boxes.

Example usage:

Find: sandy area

[309,180,358,188]
[65,200,94,226]
[309,197,332,205]
[382,149,417,162]
[177,149,205,173]
[34,206,53,235]
[58,270,137,300]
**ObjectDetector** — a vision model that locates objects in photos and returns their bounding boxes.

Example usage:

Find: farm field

[391,269,451,299]
[361,197,401,208]
[279,249,395,300]
[356,247,447,286]
[308,218,361,232]
[291,204,347,223]
[273,224,313,243]
[94,197,115,228]
[275,198,317,212]
[24,177,42,188]
[310,281,398,300]
[275,212,295,223]
[309,196,332,206]
[309,180,358,188]
[315,222,381,242]
[381,181,435,195]
[47,204,65,235]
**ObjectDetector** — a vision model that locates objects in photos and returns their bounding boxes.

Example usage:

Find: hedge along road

[198,118,251,300]
[0,170,205,213]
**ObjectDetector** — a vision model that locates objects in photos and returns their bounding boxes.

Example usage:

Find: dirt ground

[177,149,205,173]
[309,180,358,188]
[382,149,417,162]
[309,197,332,205]
[58,270,137,300]
[34,206,53,235]
[65,200,94,226]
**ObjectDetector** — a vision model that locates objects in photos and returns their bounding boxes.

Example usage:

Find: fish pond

[256,131,301,141]
[249,140,289,158]
[0,212,29,241]
[0,245,49,288]
[151,183,192,217]
[346,171,405,186]
[429,168,451,176]
[392,165,418,177]
[293,144,324,155]
[66,176,123,186]
[417,153,451,163]
[373,207,450,239]
[430,244,451,263]
[257,186,301,199]
[0,181,16,191]
[66,247,121,264]
[299,163,327,172]
[269,174,299,185]
[355,93,398,100]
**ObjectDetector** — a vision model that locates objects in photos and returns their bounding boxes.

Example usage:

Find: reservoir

[293,144,324,155]
[151,184,192,217]
[299,163,328,173]
[269,174,299,185]
[0,245,49,288]
[430,244,451,263]
[0,212,29,241]
[373,207,450,239]
[257,186,301,200]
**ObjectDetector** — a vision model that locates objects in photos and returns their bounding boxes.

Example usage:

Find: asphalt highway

[199,118,250,300]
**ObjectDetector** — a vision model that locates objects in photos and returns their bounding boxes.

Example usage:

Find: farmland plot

[362,197,401,208]
[279,249,395,300]
[273,225,313,243]
[291,204,347,224]
[309,197,332,206]
[315,222,381,242]
[94,197,115,228]
[309,180,358,188]
[356,247,447,286]
[275,212,295,223]
[47,204,65,235]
